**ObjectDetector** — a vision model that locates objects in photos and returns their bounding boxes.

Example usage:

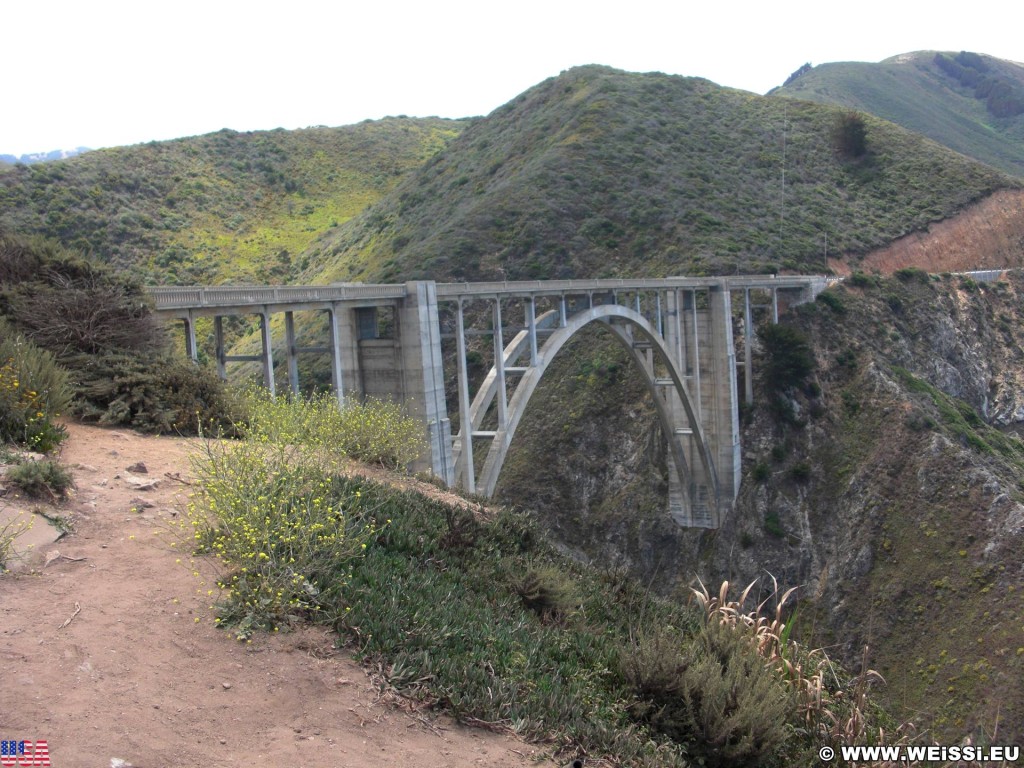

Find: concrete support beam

[325,307,345,405]
[743,288,754,405]
[454,299,475,492]
[183,315,198,362]
[492,299,508,428]
[399,282,453,484]
[706,284,741,507]
[213,316,226,380]
[285,311,300,396]
[258,311,275,397]
[524,297,538,366]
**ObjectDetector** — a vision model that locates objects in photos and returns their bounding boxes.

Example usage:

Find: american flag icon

[0,740,50,767]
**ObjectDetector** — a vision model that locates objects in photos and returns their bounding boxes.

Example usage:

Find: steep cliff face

[497,271,1024,741]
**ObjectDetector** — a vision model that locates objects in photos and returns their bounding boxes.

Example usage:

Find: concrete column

[285,311,300,396]
[183,314,198,362]
[213,316,226,380]
[707,284,741,509]
[687,290,702,421]
[325,307,345,405]
[334,304,362,401]
[259,310,276,397]
[663,290,696,526]
[558,295,567,328]
[492,299,507,428]
[771,288,779,324]
[525,297,538,366]
[399,282,454,485]
[743,288,754,405]
[454,298,474,492]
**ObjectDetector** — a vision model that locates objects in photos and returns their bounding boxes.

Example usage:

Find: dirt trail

[0,423,555,768]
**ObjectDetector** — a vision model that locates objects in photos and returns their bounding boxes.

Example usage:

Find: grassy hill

[0,118,466,284]
[299,65,1016,285]
[775,51,1024,178]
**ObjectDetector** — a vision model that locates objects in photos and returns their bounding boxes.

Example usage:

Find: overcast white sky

[2,0,1021,156]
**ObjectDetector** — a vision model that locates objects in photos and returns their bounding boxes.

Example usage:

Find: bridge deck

[150,275,827,315]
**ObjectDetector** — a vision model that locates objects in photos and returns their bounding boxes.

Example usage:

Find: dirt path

[0,424,556,768]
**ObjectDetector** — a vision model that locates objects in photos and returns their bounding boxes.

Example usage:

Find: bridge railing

[434,275,822,299]
[149,283,407,311]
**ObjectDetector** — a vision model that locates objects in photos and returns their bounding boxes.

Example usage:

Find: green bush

[815,289,846,313]
[0,326,72,452]
[5,459,74,498]
[513,565,578,621]
[894,266,929,283]
[789,461,812,483]
[758,323,815,395]
[622,621,794,767]
[848,271,876,288]
[832,111,868,159]
[73,351,240,436]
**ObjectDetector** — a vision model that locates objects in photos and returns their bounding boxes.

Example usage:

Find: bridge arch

[471,303,720,519]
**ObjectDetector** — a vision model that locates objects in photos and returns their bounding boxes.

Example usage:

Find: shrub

[72,351,240,436]
[832,111,868,159]
[894,266,928,283]
[622,621,794,767]
[187,436,377,638]
[513,565,578,621]
[848,271,876,288]
[5,459,74,499]
[758,323,815,395]
[764,511,785,537]
[815,290,846,313]
[789,461,812,483]
[187,392,426,637]
[0,326,72,452]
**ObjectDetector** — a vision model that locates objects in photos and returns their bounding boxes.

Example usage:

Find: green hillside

[775,51,1024,178]
[0,118,466,284]
[302,66,1015,285]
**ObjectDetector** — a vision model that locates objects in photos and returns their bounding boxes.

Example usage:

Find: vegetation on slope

[0,118,465,284]
[0,231,236,433]
[187,393,904,767]
[776,51,1024,178]
[305,65,1015,286]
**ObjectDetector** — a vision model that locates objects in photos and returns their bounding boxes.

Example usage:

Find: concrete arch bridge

[151,275,828,528]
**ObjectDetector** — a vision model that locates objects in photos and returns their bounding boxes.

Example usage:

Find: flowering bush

[186,392,420,637]
[0,330,72,452]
